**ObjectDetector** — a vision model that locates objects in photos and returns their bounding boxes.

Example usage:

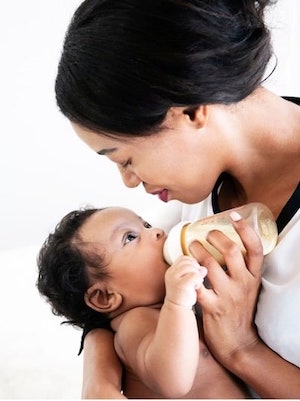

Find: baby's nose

[153,228,165,240]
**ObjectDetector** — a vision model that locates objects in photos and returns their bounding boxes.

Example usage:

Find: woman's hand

[191,214,300,398]
[190,212,263,369]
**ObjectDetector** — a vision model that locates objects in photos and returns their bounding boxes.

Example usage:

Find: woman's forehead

[71,121,145,150]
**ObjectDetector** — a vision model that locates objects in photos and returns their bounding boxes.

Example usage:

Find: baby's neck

[110,303,163,332]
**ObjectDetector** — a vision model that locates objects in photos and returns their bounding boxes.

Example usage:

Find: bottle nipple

[163,221,190,265]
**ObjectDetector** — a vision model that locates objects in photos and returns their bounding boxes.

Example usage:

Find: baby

[37,206,249,398]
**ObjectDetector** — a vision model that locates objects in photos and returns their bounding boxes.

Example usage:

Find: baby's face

[79,207,169,308]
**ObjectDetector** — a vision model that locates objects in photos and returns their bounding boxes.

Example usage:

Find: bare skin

[79,207,249,399]
[82,330,125,399]
[120,318,249,399]
[75,88,300,398]
[72,88,300,216]
[191,217,300,399]
[82,325,249,399]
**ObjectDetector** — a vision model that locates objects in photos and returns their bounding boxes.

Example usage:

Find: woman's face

[71,107,224,204]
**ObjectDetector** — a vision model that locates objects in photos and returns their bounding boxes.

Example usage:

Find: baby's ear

[84,283,122,314]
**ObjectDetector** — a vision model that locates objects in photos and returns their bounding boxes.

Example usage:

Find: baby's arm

[114,256,207,398]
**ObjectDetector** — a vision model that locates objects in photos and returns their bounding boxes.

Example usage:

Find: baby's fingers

[170,255,207,280]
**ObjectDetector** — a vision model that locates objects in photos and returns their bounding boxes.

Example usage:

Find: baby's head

[37,206,168,329]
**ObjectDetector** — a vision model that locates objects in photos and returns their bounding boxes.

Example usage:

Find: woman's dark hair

[37,207,111,330]
[55,0,275,137]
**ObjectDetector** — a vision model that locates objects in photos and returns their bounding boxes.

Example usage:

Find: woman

[55,0,300,398]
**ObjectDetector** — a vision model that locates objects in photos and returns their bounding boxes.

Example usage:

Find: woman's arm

[191,215,300,398]
[228,337,300,398]
[81,329,126,399]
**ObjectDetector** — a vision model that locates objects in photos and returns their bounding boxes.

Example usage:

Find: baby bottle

[163,202,278,266]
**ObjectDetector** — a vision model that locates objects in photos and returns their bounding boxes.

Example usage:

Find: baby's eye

[143,221,152,229]
[124,232,137,244]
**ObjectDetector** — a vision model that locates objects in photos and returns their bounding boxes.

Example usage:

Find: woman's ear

[168,105,209,130]
[183,105,209,128]
[84,283,123,314]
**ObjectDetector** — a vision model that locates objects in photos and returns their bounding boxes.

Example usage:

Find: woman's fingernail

[230,211,242,222]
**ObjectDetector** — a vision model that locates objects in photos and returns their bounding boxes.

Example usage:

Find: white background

[0,0,299,398]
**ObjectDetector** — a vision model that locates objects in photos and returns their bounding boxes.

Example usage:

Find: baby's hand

[165,256,207,309]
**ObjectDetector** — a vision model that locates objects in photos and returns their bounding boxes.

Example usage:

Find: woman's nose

[119,169,141,188]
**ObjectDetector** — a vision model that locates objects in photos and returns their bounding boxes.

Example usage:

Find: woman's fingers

[229,211,264,278]
[188,217,263,365]
[189,213,264,281]
[188,240,228,290]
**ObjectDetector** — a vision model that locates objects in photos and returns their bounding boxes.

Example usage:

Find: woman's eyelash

[120,159,131,170]
[144,222,152,229]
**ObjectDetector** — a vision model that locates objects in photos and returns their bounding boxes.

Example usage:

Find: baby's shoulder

[113,306,161,363]
[112,305,160,333]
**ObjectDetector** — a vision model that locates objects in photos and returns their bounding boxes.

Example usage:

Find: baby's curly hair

[36,207,111,330]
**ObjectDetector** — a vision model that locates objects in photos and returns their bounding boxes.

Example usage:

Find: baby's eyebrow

[97,147,118,155]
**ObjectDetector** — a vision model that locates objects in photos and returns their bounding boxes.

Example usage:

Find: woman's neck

[218,89,300,217]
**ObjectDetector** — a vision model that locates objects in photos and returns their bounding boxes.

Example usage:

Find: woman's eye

[144,221,152,229]
[120,159,131,171]
[124,232,137,244]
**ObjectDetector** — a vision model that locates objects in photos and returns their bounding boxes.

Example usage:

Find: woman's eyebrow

[97,147,118,155]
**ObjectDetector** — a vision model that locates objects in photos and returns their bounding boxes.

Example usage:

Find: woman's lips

[155,189,169,203]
